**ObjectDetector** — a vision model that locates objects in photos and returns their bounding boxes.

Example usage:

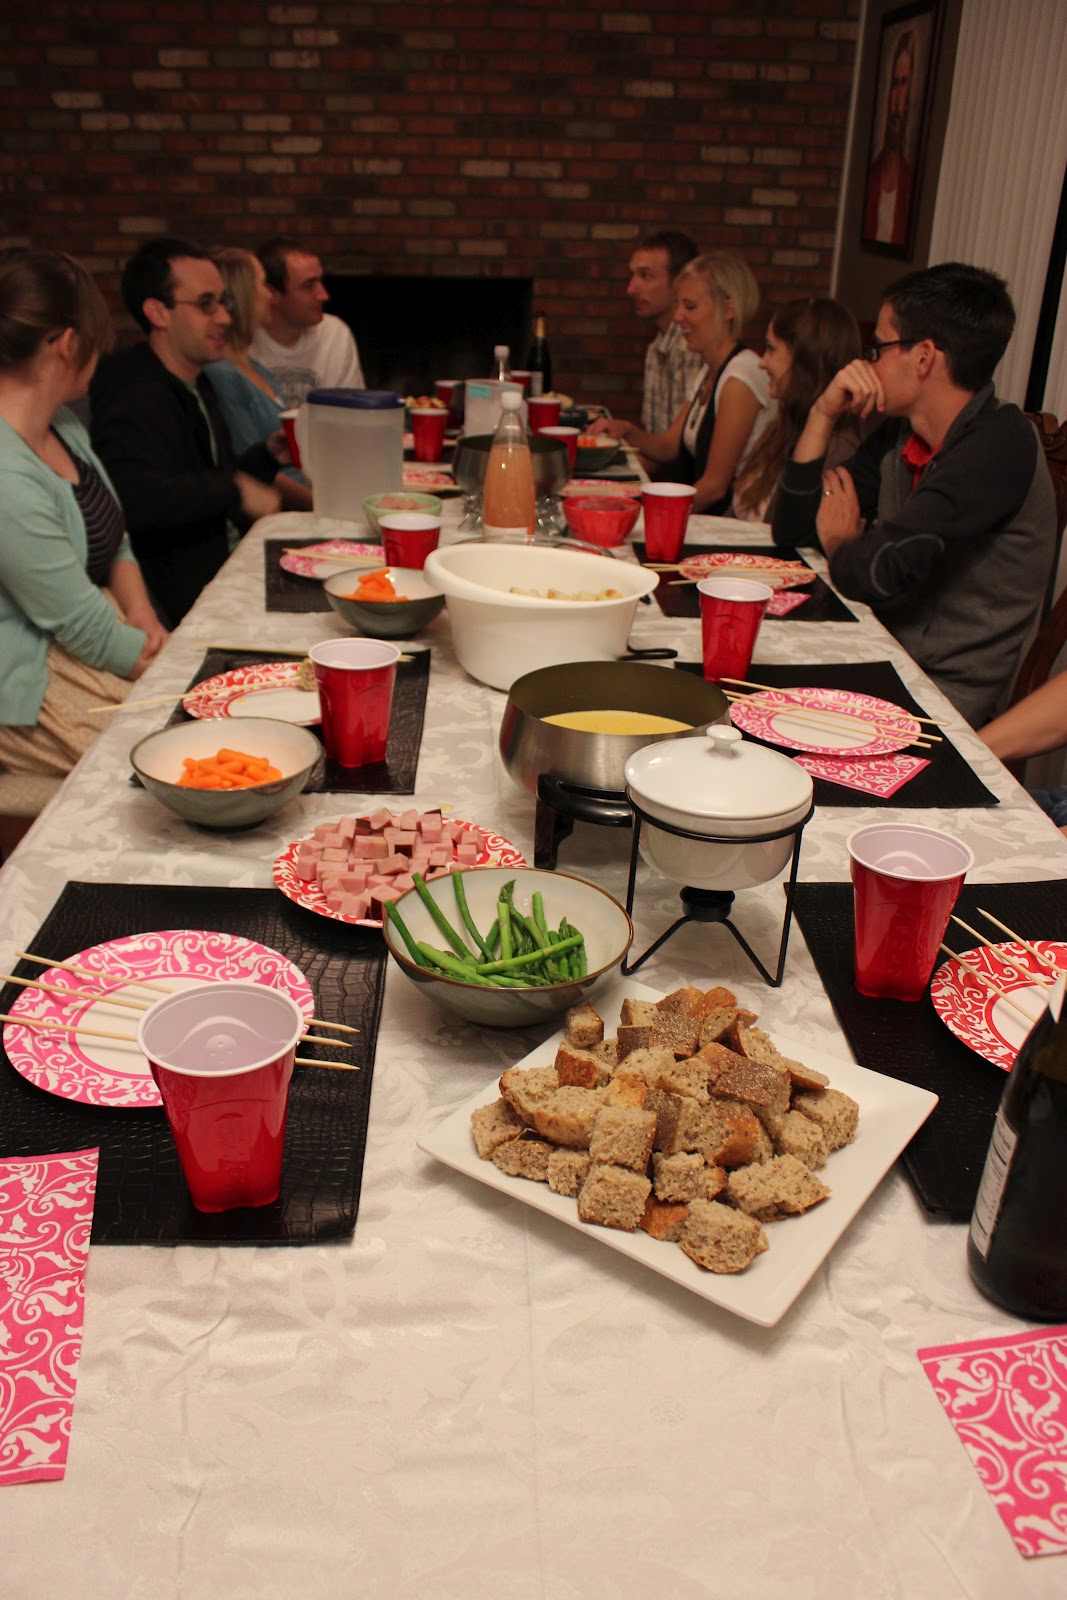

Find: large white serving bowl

[423,541,659,691]
[130,717,321,829]
[382,866,633,1027]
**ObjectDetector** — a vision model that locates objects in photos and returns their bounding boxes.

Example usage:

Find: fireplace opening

[324,274,533,396]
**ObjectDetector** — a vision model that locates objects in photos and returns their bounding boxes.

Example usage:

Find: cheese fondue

[541,709,693,736]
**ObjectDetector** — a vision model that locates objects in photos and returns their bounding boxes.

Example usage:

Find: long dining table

[3,501,1065,1599]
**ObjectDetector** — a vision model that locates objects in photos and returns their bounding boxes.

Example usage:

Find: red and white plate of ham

[182,662,319,725]
[402,468,458,491]
[1,930,314,1110]
[677,553,815,588]
[273,808,527,928]
[728,687,921,757]
[930,940,1064,1071]
[280,540,384,580]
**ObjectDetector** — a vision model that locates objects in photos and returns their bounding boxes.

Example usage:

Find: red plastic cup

[280,408,302,470]
[509,369,532,395]
[539,424,580,468]
[641,482,697,562]
[435,379,463,423]
[409,406,448,463]
[527,395,562,433]
[137,982,304,1213]
[309,637,400,768]
[378,511,441,570]
[847,823,975,1001]
[697,575,772,681]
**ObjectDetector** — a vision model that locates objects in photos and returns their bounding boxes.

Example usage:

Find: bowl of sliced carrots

[323,564,445,638]
[130,717,321,829]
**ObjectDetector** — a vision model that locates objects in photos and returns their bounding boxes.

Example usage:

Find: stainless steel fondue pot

[499,660,729,797]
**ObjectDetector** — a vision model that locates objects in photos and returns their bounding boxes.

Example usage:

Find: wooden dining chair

[0,772,62,861]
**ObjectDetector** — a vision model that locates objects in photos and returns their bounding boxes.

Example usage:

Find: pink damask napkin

[0,1148,98,1486]
[918,1325,1067,1558]
[766,589,811,618]
[794,751,930,798]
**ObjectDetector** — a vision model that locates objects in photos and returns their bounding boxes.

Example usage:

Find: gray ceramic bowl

[323,565,445,637]
[574,439,621,474]
[382,865,633,1027]
[130,717,321,829]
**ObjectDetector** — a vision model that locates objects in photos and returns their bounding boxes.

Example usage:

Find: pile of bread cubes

[470,984,859,1274]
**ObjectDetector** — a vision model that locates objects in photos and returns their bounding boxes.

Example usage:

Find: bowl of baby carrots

[323,564,445,638]
[130,717,322,829]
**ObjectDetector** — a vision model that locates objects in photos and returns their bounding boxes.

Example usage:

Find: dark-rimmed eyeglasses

[863,337,916,364]
[169,292,235,316]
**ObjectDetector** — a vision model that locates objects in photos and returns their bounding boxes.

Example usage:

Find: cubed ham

[294,858,319,882]
[313,823,337,841]
[339,866,373,892]
[379,852,410,874]
[325,889,345,911]
[337,816,356,842]
[319,847,349,863]
[383,829,417,854]
[399,808,421,831]
[369,886,401,918]
[339,891,370,920]
[391,874,415,893]
[351,835,390,860]
[367,808,394,830]
[428,845,451,867]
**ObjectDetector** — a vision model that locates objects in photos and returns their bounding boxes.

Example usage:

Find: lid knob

[705,726,744,757]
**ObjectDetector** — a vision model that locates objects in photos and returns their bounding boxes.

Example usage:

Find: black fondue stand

[534,773,812,986]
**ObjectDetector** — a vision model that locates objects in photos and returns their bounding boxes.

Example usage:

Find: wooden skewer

[1,970,148,1013]
[281,547,383,565]
[977,908,1063,978]
[0,1010,357,1070]
[937,944,1048,1024]
[949,916,1056,986]
[720,676,943,728]
[723,691,934,749]
[12,952,358,1035]
[87,675,318,716]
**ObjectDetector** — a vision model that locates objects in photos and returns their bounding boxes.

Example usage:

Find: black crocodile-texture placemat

[0,883,387,1245]
[675,659,998,809]
[792,879,1067,1220]
[159,647,429,795]
[635,542,858,624]
[265,538,385,612]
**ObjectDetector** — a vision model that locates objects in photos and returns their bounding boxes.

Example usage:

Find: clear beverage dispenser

[294,389,404,521]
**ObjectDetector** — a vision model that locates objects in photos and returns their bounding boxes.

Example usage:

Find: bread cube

[651,1151,705,1203]
[679,1199,768,1273]
[725,1154,830,1221]
[547,1148,592,1198]
[589,1106,657,1173]
[471,1097,525,1159]
[577,1164,652,1232]
[491,1138,552,1182]
[791,1087,859,1150]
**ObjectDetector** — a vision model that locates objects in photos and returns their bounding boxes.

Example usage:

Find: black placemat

[161,647,429,795]
[265,538,384,612]
[0,882,387,1245]
[791,879,1067,1220]
[675,659,998,809]
[635,542,858,624]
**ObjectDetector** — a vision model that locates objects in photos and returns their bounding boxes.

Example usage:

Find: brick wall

[1,0,860,411]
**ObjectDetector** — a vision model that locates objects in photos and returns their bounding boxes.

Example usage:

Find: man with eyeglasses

[772,262,1056,725]
[249,237,364,410]
[90,236,283,625]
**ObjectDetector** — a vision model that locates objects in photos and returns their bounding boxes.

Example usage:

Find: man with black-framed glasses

[772,262,1056,725]
[90,236,283,625]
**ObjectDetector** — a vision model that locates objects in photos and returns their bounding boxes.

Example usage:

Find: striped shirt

[67,444,127,585]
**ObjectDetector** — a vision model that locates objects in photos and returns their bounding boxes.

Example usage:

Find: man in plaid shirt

[627,230,703,434]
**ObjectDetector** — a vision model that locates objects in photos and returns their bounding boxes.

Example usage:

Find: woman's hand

[587,417,632,441]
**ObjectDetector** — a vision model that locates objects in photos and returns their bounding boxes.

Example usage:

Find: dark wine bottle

[967,985,1067,1320]
[525,313,552,397]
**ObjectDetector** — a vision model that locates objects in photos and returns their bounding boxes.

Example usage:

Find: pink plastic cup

[539,424,580,468]
[527,395,562,433]
[697,576,772,682]
[309,637,400,768]
[378,510,441,570]
[137,982,304,1213]
[641,481,697,562]
[280,409,302,470]
[409,406,448,463]
[847,823,975,1001]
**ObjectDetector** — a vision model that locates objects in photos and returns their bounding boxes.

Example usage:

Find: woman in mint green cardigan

[0,249,168,777]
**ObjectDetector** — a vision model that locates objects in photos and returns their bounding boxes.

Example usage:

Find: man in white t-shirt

[249,237,365,408]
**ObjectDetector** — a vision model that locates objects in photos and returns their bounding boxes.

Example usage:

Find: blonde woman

[205,246,311,508]
[592,251,773,514]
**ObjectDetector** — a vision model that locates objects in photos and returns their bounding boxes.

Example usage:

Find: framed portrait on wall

[861,1,944,256]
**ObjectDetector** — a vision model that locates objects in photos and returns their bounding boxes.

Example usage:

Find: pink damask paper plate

[0,1148,98,1486]
[678,551,815,588]
[918,1324,1067,1558]
[729,686,921,757]
[273,818,527,929]
[930,940,1062,1071]
[279,539,382,579]
[794,752,930,799]
[2,930,314,1110]
[182,661,319,724]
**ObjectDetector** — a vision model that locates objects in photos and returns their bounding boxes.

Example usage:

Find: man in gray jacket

[772,262,1056,725]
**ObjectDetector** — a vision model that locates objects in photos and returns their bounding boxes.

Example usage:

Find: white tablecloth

[3,511,1064,1599]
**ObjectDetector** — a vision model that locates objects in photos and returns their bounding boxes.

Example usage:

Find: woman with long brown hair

[0,248,167,777]
[731,297,862,521]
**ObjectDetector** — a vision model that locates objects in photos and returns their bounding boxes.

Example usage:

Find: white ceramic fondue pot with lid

[624,726,814,891]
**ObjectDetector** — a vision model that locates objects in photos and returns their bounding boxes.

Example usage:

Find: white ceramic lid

[624,727,813,835]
